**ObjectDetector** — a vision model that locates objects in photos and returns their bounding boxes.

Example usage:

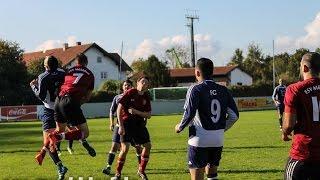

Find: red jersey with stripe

[284,78,320,161]
[59,65,94,101]
[118,88,151,121]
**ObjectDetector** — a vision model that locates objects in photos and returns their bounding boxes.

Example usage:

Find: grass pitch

[0,110,289,180]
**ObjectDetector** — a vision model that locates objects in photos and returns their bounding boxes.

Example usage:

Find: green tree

[131,58,148,72]
[287,48,309,82]
[0,39,31,105]
[228,48,244,68]
[165,45,191,68]
[27,58,45,80]
[130,55,171,87]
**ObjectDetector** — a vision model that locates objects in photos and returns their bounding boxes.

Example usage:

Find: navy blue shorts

[277,104,284,115]
[40,108,56,131]
[188,145,223,169]
[112,126,121,143]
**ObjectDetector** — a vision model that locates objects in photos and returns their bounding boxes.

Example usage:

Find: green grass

[0,110,289,180]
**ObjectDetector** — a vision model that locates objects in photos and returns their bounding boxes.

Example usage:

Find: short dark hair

[123,79,133,86]
[302,52,320,74]
[45,56,58,71]
[75,53,88,66]
[196,58,214,78]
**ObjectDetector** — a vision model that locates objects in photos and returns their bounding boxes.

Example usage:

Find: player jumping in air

[282,52,320,179]
[113,77,152,180]
[102,79,142,175]
[272,78,286,131]
[175,58,239,180]
[30,56,68,180]
[48,53,96,158]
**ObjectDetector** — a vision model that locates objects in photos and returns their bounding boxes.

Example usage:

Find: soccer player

[282,52,320,179]
[30,56,68,180]
[175,58,239,180]
[272,78,286,130]
[103,79,143,175]
[48,53,96,157]
[113,77,152,180]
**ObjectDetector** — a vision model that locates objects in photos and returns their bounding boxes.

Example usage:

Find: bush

[229,84,273,97]
[89,90,117,103]
[99,80,121,94]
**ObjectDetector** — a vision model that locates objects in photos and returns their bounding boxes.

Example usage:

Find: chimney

[76,42,81,46]
[63,43,68,51]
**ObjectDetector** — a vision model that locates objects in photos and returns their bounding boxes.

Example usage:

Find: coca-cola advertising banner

[0,105,37,121]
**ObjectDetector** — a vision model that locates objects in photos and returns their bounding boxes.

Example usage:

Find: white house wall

[230,68,253,85]
[65,47,127,89]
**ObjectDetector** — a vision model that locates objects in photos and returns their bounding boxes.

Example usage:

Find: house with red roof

[23,42,132,89]
[169,65,252,86]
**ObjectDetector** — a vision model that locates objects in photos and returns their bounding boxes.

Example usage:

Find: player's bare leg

[137,142,151,180]
[135,145,143,164]
[190,168,205,180]
[278,109,283,131]
[206,165,218,179]
[114,142,130,179]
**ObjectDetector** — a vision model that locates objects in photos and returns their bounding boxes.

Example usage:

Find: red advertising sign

[0,105,37,121]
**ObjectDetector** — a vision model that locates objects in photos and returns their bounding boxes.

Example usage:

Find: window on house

[101,72,108,79]
[237,82,243,86]
[97,56,102,63]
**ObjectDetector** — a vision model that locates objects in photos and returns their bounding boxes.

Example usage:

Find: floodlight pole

[186,12,199,67]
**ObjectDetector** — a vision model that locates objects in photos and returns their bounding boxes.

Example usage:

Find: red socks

[139,155,149,173]
[65,129,83,140]
[116,157,125,175]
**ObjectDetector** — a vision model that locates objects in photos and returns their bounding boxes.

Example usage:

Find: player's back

[188,80,237,147]
[38,68,65,109]
[285,78,320,160]
[59,65,94,100]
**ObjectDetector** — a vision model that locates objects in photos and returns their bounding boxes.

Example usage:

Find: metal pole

[273,40,275,89]
[190,18,195,67]
[119,41,123,81]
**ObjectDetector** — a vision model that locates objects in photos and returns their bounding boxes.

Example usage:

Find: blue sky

[1,0,320,65]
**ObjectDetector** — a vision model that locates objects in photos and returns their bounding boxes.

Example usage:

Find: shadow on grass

[0,123,40,129]
[220,169,283,174]
[0,149,39,153]
[146,168,283,175]
[147,168,188,175]
[225,145,286,150]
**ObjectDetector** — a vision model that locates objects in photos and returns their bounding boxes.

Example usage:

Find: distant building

[169,65,252,86]
[23,42,132,89]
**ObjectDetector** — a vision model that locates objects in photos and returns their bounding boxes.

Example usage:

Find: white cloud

[124,33,223,65]
[275,12,320,53]
[35,36,78,51]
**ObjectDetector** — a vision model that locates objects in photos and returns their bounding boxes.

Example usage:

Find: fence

[0,96,275,122]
